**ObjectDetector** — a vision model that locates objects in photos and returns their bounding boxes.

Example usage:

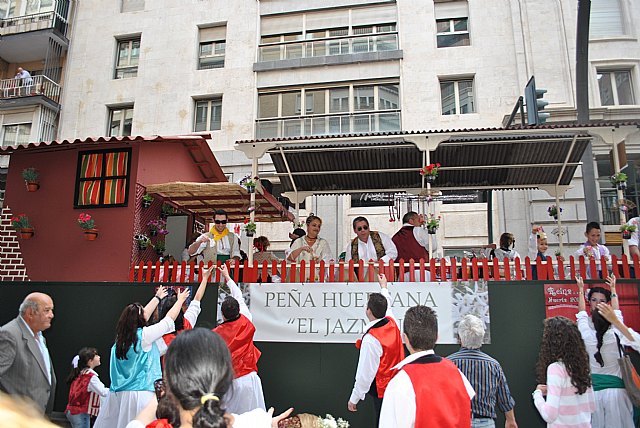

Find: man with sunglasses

[188,209,241,265]
[344,217,397,276]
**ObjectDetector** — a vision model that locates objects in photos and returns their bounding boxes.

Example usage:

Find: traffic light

[524,76,550,125]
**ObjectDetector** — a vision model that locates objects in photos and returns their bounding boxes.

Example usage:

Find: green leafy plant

[425,214,441,230]
[620,224,637,232]
[21,168,39,183]
[135,234,151,248]
[142,193,154,203]
[11,214,31,229]
[611,172,628,184]
[77,213,96,230]
[244,222,257,234]
[154,239,166,253]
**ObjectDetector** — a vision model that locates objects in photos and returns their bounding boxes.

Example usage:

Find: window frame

[439,78,476,115]
[73,148,132,209]
[1,122,31,147]
[194,97,223,132]
[114,37,141,79]
[435,17,470,48]
[198,39,226,70]
[596,69,636,106]
[107,105,134,137]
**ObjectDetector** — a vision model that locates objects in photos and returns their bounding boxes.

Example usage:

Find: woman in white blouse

[287,215,333,280]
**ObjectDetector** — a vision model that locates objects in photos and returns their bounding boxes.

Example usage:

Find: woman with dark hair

[489,232,520,261]
[576,275,633,427]
[252,236,280,282]
[94,286,189,428]
[159,266,214,348]
[65,347,108,428]
[126,328,293,427]
[533,316,595,427]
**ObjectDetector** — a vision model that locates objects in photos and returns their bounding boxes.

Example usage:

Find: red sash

[214,314,261,378]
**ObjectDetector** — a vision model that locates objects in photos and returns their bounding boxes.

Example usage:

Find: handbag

[615,334,640,406]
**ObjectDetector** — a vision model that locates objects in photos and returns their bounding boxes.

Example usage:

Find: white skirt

[223,371,266,415]
[94,390,154,428]
[591,387,634,428]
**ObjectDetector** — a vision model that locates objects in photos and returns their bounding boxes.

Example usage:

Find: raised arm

[606,274,619,310]
[577,277,586,313]
[378,274,398,327]
[219,264,251,321]
[143,286,168,321]
[165,288,190,322]
[597,302,633,341]
[193,266,214,302]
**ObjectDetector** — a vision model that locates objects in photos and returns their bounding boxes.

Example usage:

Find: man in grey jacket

[0,292,56,414]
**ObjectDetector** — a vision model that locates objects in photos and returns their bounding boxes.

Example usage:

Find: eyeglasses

[357,225,369,232]
[214,220,227,225]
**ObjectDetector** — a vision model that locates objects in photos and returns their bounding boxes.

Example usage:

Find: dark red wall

[137,142,208,185]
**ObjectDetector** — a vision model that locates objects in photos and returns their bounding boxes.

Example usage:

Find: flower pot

[25,181,39,192]
[142,200,152,208]
[427,227,437,234]
[83,228,99,241]
[623,231,632,240]
[246,231,255,237]
[552,214,558,220]
[149,229,157,237]
[138,242,148,250]
[426,175,437,184]
[19,227,34,239]
[246,185,256,194]
[617,181,627,190]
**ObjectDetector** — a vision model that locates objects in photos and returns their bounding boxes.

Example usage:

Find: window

[108,106,133,136]
[256,82,401,138]
[194,97,222,131]
[434,1,469,48]
[597,70,635,106]
[75,149,131,208]
[121,0,144,12]
[590,0,625,38]
[115,38,140,79]
[198,26,226,69]
[2,123,31,147]
[26,0,54,15]
[440,79,475,115]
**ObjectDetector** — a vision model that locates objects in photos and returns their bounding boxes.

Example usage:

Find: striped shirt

[447,348,515,419]
[532,362,595,428]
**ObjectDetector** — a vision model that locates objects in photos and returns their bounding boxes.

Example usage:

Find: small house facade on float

[0,135,228,282]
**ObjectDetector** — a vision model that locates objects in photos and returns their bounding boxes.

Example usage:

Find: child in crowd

[574,222,610,278]
[529,226,549,280]
[490,232,520,261]
[65,347,109,428]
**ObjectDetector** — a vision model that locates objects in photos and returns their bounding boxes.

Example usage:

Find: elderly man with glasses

[188,209,241,265]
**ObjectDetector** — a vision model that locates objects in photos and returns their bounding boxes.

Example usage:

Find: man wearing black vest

[392,211,431,280]
[344,217,397,278]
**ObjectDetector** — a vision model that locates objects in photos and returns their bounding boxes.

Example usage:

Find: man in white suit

[0,292,56,414]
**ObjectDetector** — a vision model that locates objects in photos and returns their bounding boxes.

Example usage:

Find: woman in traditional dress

[287,214,333,281]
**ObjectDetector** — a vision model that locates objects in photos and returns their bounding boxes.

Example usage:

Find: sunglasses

[214,220,227,225]
[357,225,369,232]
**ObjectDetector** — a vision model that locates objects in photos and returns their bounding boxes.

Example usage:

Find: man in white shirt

[347,274,403,425]
[380,305,475,428]
[188,209,241,265]
[344,216,397,279]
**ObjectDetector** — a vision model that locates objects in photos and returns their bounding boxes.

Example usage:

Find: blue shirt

[447,347,515,419]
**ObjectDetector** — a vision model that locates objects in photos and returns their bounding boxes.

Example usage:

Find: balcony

[256,111,401,139]
[0,9,67,36]
[0,75,61,108]
[255,33,402,71]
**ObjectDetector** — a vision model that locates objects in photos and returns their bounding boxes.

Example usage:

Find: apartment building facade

[38,0,640,258]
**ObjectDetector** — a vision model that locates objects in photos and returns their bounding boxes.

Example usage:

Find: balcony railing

[129,255,639,283]
[259,33,399,62]
[256,110,401,139]
[0,75,61,104]
[0,8,69,36]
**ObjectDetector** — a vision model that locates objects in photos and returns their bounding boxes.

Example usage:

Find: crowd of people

[3,212,640,427]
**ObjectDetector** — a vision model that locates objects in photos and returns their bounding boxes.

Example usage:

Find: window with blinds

[590,0,625,38]
[198,25,226,70]
[75,149,131,208]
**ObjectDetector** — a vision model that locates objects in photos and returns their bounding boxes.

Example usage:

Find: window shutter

[199,25,227,43]
[305,9,349,31]
[590,0,624,38]
[434,1,468,20]
[351,3,397,26]
[261,13,303,36]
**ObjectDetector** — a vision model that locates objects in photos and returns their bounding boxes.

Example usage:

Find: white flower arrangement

[317,414,349,428]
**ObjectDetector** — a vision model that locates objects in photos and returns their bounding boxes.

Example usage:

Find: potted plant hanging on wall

[154,239,166,256]
[142,193,154,208]
[611,172,628,190]
[419,163,440,184]
[547,204,562,220]
[620,224,637,240]
[244,221,257,237]
[147,219,167,237]
[244,177,257,194]
[135,234,151,250]
[11,214,34,239]
[425,214,441,234]
[22,168,39,192]
[77,213,98,240]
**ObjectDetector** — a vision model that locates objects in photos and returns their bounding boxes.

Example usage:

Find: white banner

[247,281,490,344]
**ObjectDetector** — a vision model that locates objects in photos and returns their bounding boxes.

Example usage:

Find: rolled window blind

[590,0,624,38]
[434,1,468,20]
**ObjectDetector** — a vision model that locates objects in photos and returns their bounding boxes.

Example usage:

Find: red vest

[402,354,471,427]
[162,318,193,347]
[356,316,404,398]
[65,371,101,416]
[392,226,429,263]
[214,314,261,378]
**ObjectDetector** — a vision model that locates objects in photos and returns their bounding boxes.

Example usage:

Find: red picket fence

[128,255,639,283]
